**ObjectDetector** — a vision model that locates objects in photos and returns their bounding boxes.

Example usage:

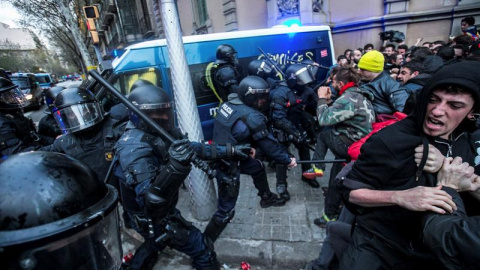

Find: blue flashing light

[112,49,125,58]
[282,19,302,27]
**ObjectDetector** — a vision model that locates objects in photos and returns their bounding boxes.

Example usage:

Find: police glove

[291,131,310,145]
[169,139,195,165]
[232,144,251,160]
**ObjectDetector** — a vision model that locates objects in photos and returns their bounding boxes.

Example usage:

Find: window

[193,0,208,27]
[113,68,162,95]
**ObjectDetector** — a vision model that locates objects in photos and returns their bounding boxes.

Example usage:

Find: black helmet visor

[53,102,104,133]
[0,86,29,109]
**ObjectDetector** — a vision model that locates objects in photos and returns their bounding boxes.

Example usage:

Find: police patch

[219,103,235,119]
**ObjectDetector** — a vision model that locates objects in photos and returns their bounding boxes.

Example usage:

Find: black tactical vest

[213,100,266,144]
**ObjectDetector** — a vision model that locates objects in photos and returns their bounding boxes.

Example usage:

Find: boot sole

[260,201,286,208]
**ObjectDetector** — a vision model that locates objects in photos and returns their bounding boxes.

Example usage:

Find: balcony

[101,12,115,29]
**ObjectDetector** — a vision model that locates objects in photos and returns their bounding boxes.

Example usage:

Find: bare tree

[5,0,94,75]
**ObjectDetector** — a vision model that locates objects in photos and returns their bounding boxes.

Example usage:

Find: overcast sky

[0,2,21,28]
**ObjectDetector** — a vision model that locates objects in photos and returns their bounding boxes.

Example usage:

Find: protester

[363,43,374,52]
[357,50,405,117]
[339,60,480,269]
[422,157,480,269]
[397,44,408,55]
[307,66,374,227]
[384,44,396,56]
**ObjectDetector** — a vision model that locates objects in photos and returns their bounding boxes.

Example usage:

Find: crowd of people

[0,15,480,270]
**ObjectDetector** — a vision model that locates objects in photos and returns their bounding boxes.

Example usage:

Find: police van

[106,25,335,140]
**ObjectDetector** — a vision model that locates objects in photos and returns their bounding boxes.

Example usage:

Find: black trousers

[313,127,350,217]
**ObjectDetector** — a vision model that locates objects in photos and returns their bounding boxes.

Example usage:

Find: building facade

[176,0,480,58]
[84,0,480,62]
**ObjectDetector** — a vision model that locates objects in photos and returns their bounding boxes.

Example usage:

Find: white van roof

[125,25,331,50]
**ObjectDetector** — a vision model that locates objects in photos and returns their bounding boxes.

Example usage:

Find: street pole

[159,0,217,221]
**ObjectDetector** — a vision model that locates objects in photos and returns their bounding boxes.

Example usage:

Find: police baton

[296,159,347,164]
[258,47,286,78]
[88,70,215,179]
[285,57,330,70]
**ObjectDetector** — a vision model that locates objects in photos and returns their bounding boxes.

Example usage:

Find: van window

[113,67,161,95]
[36,76,51,84]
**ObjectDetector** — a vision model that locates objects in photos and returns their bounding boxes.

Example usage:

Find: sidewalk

[121,152,334,270]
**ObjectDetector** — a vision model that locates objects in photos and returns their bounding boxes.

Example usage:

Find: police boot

[260,192,286,208]
[276,164,290,201]
[204,219,229,243]
[276,183,290,201]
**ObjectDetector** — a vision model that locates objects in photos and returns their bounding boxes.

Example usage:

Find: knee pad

[219,176,240,198]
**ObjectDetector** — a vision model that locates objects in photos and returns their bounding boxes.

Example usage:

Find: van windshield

[11,78,30,88]
[36,76,51,83]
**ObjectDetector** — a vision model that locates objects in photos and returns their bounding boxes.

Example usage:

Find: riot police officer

[212,44,241,102]
[204,76,297,243]
[40,87,125,183]
[114,83,250,270]
[270,64,321,201]
[247,58,281,88]
[37,86,66,141]
[0,77,44,160]
[109,79,154,122]
[0,151,122,270]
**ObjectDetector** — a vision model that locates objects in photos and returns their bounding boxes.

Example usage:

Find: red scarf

[339,81,356,96]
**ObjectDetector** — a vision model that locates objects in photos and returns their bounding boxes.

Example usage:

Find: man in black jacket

[357,50,406,117]
[422,156,480,270]
[339,60,480,269]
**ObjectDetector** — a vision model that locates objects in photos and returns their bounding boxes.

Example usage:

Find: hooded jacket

[342,61,480,256]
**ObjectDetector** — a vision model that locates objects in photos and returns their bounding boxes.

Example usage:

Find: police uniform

[40,116,123,182]
[212,44,241,102]
[114,123,222,270]
[213,63,240,101]
[204,91,291,243]
[0,110,41,160]
[269,81,319,197]
[112,82,255,270]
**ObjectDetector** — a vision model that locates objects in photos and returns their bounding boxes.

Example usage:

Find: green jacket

[316,86,375,142]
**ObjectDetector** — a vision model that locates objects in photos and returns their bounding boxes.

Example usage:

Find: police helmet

[248,59,274,80]
[44,86,66,114]
[215,44,238,64]
[238,76,270,111]
[52,87,104,133]
[0,77,29,110]
[0,151,121,270]
[285,64,315,88]
[128,84,174,132]
[302,59,320,79]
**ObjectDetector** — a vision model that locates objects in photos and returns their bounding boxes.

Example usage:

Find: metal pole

[159,0,217,221]
[296,159,347,164]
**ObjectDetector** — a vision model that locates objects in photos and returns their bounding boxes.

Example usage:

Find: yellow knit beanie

[358,50,384,73]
